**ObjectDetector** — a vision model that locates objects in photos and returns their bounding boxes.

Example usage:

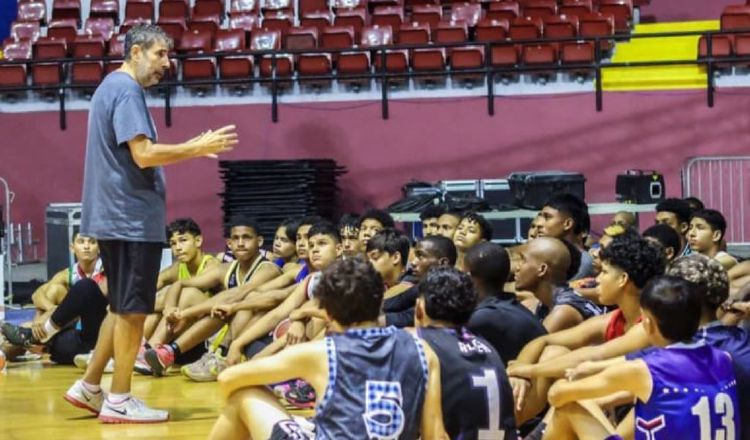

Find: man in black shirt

[384,235,456,327]
[465,242,547,365]
[415,267,518,440]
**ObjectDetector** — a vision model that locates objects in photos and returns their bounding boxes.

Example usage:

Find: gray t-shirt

[80,72,166,242]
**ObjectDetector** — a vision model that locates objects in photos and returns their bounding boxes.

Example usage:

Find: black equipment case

[508,171,586,209]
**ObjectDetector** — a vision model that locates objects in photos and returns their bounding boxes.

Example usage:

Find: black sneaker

[1,322,39,347]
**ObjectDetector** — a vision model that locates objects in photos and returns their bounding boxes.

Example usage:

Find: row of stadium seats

[0,15,617,91]
[697,4,750,64]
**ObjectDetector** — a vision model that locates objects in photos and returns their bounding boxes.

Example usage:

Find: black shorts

[99,240,162,314]
[268,420,314,440]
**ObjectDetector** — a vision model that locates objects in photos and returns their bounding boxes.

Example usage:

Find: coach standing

[63,24,238,423]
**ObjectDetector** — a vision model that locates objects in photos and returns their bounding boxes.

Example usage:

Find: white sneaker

[73,351,114,374]
[98,397,169,424]
[63,380,105,414]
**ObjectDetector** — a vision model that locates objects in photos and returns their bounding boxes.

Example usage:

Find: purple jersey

[634,342,740,440]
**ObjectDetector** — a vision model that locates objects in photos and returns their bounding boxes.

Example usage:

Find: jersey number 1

[471,369,506,440]
[691,392,736,440]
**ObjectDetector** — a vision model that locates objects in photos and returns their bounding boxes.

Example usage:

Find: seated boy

[415,266,518,439]
[453,211,493,272]
[208,257,447,440]
[420,204,446,238]
[357,208,395,249]
[337,213,362,259]
[144,218,218,340]
[545,275,740,440]
[688,208,738,271]
[1,233,107,365]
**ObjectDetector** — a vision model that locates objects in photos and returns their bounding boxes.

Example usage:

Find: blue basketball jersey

[698,322,750,440]
[314,326,428,440]
[634,342,740,440]
[295,261,310,284]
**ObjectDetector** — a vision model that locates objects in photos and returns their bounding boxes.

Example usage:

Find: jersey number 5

[691,392,736,440]
[363,381,405,440]
[471,369,506,440]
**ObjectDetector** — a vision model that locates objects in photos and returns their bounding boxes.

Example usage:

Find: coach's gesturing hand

[189,125,239,158]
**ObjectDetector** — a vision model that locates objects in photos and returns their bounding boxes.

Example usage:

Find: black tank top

[417,326,518,440]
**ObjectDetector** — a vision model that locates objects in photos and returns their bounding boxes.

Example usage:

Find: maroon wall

[2,89,750,253]
[641,0,737,22]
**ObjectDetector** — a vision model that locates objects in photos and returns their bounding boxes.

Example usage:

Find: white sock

[107,393,130,405]
[41,319,59,343]
[81,380,101,393]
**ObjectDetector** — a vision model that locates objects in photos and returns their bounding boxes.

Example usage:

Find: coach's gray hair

[124,24,173,61]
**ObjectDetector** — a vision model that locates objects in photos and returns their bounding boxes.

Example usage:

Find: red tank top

[604,309,642,342]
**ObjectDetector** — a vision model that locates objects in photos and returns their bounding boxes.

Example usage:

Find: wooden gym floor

[0,360,222,439]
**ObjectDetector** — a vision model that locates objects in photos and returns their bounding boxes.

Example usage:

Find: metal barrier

[682,156,750,245]
[1,26,748,126]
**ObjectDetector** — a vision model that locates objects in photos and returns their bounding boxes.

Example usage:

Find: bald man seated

[513,237,603,334]
[609,211,636,229]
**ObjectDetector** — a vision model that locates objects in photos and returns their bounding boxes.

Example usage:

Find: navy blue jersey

[633,343,739,440]
[314,326,428,440]
[418,327,517,440]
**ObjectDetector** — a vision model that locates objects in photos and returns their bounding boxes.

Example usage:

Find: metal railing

[682,156,750,246]
[1,26,748,127]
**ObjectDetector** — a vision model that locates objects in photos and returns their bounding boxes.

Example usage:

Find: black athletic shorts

[268,420,314,440]
[99,240,162,314]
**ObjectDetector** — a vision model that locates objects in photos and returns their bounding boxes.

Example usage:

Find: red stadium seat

[486,2,519,22]
[10,21,41,43]
[125,0,155,21]
[254,29,292,79]
[509,17,543,41]
[119,17,152,34]
[16,2,46,25]
[160,0,189,20]
[560,0,592,19]
[0,41,32,89]
[285,26,318,50]
[84,17,116,41]
[300,11,334,34]
[229,13,259,33]
[333,7,366,41]
[90,0,120,24]
[543,14,578,50]
[71,35,106,86]
[597,0,632,33]
[320,24,355,63]
[721,6,750,31]
[523,0,557,20]
[193,0,224,18]
[32,37,66,87]
[338,25,393,80]
[215,28,253,80]
[300,0,328,16]
[230,0,259,16]
[261,0,293,16]
[372,6,405,39]
[579,12,615,51]
[450,3,482,28]
[47,18,78,50]
[52,0,81,24]
[180,30,216,85]
[106,33,126,74]
[398,22,430,44]
[189,12,221,37]
[156,16,188,45]
[405,0,438,8]
[733,34,750,69]
[410,5,443,30]
[261,12,294,35]
[698,35,733,58]
[475,18,509,42]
